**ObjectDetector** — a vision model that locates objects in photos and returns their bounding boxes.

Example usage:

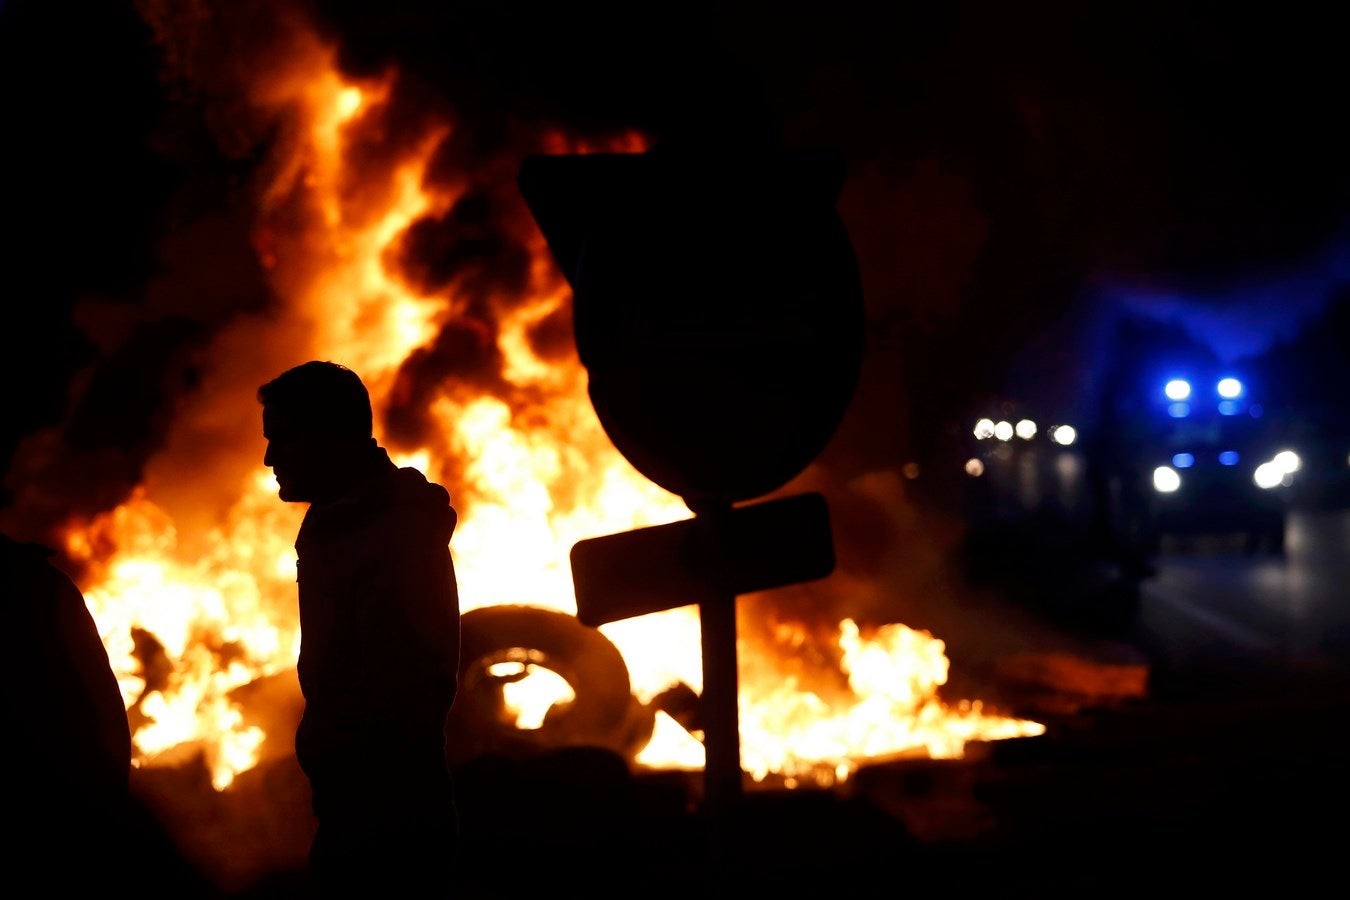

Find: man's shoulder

[388,466,452,505]
[298,465,455,551]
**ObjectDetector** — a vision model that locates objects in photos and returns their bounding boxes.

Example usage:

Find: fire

[53,12,1041,793]
[738,618,1043,786]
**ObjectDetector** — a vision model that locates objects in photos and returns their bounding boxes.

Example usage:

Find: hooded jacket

[292,449,460,775]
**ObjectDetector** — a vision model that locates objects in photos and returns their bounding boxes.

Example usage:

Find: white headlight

[1152,466,1181,493]
[1049,424,1077,446]
[1253,461,1285,489]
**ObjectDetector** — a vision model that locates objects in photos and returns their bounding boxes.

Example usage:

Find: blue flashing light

[1217,377,1243,399]
[1172,452,1195,468]
[1219,450,1240,466]
[1164,379,1192,401]
[1167,402,1191,418]
[1218,399,1241,416]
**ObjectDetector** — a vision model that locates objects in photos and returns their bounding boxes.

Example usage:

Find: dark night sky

[3,0,1350,516]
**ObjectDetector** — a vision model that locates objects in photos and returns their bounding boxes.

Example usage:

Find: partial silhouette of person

[258,360,462,897]
[2,531,132,889]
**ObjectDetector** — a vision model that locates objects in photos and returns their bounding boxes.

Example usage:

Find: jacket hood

[298,449,457,545]
[381,465,458,541]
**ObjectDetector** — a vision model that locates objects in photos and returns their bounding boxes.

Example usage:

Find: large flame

[58,16,1041,793]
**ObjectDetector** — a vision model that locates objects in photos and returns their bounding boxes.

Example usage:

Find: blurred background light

[1153,466,1181,492]
[1048,424,1077,445]
[1165,379,1192,401]
[1254,461,1285,489]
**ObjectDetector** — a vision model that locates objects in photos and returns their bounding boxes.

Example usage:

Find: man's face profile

[262,405,327,503]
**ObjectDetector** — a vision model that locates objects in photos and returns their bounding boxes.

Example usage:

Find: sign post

[519,142,864,871]
[695,502,742,863]
[572,491,837,861]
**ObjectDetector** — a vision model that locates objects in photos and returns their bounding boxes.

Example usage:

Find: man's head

[259,361,375,503]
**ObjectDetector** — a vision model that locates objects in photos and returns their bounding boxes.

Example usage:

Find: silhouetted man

[259,361,462,896]
[2,531,132,889]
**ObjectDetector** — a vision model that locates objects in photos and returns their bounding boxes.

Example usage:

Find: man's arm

[363,527,461,725]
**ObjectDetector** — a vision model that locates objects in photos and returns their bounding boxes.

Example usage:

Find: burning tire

[446,604,655,765]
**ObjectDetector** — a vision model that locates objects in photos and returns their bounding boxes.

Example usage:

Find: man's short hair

[258,360,374,440]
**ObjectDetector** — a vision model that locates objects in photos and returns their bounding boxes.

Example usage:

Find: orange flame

[61,19,1041,792]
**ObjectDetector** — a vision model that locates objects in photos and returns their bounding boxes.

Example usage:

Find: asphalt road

[1137,507,1350,675]
[949,505,1350,893]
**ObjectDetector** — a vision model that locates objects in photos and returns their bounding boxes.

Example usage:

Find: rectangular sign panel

[571,492,836,627]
